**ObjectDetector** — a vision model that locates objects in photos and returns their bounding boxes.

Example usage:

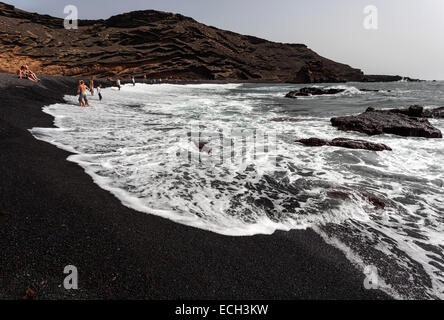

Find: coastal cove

[0,74,391,299]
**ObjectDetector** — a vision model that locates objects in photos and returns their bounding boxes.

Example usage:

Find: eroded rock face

[285,87,345,98]
[296,137,392,151]
[287,62,362,83]
[0,3,365,81]
[331,108,443,138]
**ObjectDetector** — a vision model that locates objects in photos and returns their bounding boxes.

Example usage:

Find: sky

[7,0,444,80]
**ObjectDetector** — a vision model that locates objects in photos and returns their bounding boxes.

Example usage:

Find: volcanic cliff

[0,2,365,82]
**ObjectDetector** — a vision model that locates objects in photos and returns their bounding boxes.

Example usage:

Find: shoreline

[0,73,390,299]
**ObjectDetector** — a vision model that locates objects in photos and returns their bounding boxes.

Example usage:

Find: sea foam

[31,82,444,299]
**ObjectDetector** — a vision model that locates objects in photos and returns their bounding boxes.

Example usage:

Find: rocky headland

[0,2,415,82]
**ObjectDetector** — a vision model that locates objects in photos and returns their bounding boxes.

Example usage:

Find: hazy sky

[7,0,444,79]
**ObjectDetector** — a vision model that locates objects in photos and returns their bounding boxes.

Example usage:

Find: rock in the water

[327,189,388,209]
[331,107,442,138]
[423,107,444,118]
[363,194,387,209]
[387,105,444,119]
[329,138,392,151]
[195,141,212,153]
[296,137,392,151]
[365,105,444,119]
[285,87,345,98]
[270,117,305,122]
[296,138,329,147]
[362,75,422,82]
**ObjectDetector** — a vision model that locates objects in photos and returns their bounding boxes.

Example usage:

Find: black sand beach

[0,74,390,300]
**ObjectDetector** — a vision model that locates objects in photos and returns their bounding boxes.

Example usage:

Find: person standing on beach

[97,84,103,101]
[116,78,121,90]
[77,80,90,107]
[144,74,147,83]
[132,76,136,86]
[89,78,94,96]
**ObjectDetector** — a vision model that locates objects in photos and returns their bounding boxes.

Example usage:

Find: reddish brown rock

[0,2,365,81]
[23,288,36,300]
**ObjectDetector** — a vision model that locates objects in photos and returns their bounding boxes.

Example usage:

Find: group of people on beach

[16,65,167,108]
[77,74,166,107]
[17,65,40,82]
[77,79,102,107]
[109,75,164,92]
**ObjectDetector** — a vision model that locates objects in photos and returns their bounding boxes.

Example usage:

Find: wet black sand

[0,74,390,299]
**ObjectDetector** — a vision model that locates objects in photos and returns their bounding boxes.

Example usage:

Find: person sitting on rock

[18,65,40,82]
[24,65,40,82]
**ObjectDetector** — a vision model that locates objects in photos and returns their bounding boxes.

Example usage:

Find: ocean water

[31,81,444,299]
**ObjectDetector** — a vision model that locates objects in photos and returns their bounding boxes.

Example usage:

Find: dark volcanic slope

[0,2,364,81]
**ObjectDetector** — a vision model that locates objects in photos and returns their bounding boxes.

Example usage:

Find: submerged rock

[296,137,392,151]
[359,89,392,93]
[327,189,387,209]
[330,138,392,151]
[270,117,306,122]
[331,107,442,138]
[296,138,329,147]
[285,87,345,98]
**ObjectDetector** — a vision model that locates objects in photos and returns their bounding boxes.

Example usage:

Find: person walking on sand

[89,77,94,96]
[77,80,90,107]
[132,76,136,86]
[116,78,121,90]
[97,84,103,101]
